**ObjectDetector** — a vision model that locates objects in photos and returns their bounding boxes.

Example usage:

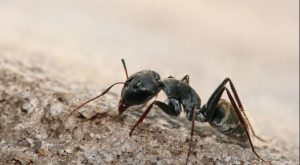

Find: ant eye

[134,81,142,88]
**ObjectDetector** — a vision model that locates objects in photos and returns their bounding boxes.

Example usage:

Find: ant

[64,59,270,164]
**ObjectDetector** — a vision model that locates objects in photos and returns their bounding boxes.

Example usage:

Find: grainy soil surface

[0,1,299,164]
[0,50,297,165]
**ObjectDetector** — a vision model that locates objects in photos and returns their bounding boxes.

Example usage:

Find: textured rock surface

[0,50,298,165]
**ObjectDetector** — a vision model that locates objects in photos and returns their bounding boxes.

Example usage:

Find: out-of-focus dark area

[0,0,298,164]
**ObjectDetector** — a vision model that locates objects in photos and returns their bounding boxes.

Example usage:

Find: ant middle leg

[129,99,198,165]
[129,98,182,136]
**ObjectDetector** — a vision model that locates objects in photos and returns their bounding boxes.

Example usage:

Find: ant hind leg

[207,77,269,142]
[226,78,270,142]
[224,88,270,163]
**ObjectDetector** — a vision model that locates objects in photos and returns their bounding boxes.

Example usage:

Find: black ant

[64,59,270,164]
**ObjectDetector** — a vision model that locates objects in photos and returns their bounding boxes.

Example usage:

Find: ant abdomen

[65,59,269,164]
[209,99,248,142]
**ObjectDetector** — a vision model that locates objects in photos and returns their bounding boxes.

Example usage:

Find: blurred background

[0,0,298,160]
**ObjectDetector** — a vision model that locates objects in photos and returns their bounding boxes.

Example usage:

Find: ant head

[118,70,161,114]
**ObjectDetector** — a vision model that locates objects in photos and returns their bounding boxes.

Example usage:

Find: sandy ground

[0,50,297,165]
[0,1,299,165]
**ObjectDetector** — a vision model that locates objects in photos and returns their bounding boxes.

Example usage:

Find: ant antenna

[64,59,129,124]
[121,59,129,79]
[63,82,124,123]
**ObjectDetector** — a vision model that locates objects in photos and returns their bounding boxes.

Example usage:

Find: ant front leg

[129,98,182,136]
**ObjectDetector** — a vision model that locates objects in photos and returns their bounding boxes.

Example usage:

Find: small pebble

[79,108,98,119]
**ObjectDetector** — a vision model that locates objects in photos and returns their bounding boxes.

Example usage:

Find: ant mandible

[64,59,270,164]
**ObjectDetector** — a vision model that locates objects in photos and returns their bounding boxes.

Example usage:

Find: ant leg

[181,75,190,84]
[199,85,269,162]
[130,97,195,165]
[129,101,155,137]
[186,105,196,165]
[129,98,182,136]
[206,78,268,142]
[226,78,269,142]
[63,82,124,123]
[224,88,270,163]
[155,99,182,116]
[206,78,230,105]
[200,87,226,122]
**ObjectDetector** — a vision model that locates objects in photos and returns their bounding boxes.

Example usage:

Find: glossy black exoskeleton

[64,59,270,165]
